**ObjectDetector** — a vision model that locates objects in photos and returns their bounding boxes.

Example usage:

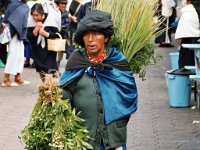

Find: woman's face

[83,31,108,56]
[32,11,44,22]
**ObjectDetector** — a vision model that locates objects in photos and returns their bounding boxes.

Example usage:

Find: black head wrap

[74,10,114,47]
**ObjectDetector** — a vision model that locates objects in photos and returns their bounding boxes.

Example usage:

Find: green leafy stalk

[97,0,162,77]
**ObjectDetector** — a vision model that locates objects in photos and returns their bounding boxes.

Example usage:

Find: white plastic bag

[0,26,11,44]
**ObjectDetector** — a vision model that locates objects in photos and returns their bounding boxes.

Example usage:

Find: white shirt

[161,0,176,17]
[175,4,200,39]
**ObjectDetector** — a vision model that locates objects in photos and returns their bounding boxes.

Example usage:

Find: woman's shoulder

[182,4,196,13]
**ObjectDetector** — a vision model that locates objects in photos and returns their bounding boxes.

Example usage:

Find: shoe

[1,80,18,87]
[30,62,35,68]
[14,80,31,86]
[11,82,19,87]
[1,81,11,87]
[24,61,31,68]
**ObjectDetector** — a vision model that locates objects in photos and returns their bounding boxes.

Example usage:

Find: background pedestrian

[27,2,61,82]
[1,0,30,87]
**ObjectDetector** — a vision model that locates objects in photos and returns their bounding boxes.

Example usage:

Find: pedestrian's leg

[14,73,30,85]
[57,52,63,68]
[0,44,7,65]
[1,73,11,87]
[39,72,45,82]
[14,73,22,82]
[24,43,31,68]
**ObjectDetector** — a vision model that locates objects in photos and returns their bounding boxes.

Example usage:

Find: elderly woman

[59,10,138,150]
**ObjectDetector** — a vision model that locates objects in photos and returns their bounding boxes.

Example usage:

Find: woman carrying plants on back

[27,3,61,82]
[59,10,138,150]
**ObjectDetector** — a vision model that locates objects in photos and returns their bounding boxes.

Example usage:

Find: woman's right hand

[68,14,78,23]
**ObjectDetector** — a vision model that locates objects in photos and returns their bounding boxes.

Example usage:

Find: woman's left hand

[39,28,49,37]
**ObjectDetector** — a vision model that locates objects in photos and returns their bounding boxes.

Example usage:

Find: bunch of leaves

[129,43,163,80]
[97,0,162,77]
[20,75,93,150]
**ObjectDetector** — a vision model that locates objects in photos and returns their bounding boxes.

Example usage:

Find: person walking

[55,0,70,69]
[77,0,99,21]
[59,10,138,150]
[1,0,30,87]
[155,0,176,47]
[175,0,200,69]
[66,0,82,58]
[27,2,61,82]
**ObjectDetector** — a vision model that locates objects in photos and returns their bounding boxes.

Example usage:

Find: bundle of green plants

[129,43,162,80]
[97,0,162,77]
[20,75,93,150]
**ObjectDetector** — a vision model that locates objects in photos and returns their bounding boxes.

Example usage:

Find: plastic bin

[169,52,179,70]
[167,69,195,107]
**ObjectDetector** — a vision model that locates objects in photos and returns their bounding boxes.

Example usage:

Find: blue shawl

[59,48,138,124]
[3,0,29,40]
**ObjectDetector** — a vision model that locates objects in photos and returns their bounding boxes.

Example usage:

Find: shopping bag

[0,26,11,44]
[47,33,66,52]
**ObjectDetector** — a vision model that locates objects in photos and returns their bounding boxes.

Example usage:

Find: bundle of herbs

[20,75,93,150]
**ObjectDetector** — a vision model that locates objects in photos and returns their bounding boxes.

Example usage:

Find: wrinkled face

[83,31,108,56]
[57,3,67,13]
[32,11,44,22]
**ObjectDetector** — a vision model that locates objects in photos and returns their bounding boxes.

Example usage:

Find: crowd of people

[0,0,99,84]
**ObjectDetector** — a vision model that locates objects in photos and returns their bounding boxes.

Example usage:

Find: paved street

[0,45,200,150]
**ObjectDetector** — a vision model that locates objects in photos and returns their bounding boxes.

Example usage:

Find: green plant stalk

[97,0,161,69]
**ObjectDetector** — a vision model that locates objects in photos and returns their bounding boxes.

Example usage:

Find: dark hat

[74,10,114,47]
[54,0,68,3]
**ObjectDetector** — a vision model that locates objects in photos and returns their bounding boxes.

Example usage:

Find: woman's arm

[27,27,38,43]
[39,27,60,39]
[60,78,80,103]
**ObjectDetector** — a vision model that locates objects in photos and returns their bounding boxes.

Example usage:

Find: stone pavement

[0,45,200,150]
[127,46,200,150]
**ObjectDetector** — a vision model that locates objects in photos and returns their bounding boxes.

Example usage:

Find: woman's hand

[1,23,7,29]
[68,14,78,23]
[33,22,43,36]
[39,28,49,38]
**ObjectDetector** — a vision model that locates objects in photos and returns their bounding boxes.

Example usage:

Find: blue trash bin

[167,69,195,107]
[169,52,179,70]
